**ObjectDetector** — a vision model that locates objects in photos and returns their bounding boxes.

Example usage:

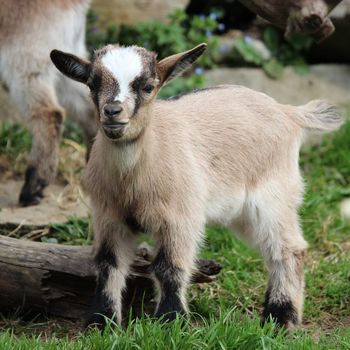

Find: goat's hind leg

[249,201,307,329]
[243,188,307,328]
[262,246,306,329]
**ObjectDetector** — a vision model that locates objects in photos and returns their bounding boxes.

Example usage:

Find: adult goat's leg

[19,94,65,206]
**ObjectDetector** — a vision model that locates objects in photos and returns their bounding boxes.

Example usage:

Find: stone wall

[91,0,190,27]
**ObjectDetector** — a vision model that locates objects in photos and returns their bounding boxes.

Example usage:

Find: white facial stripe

[101,47,143,102]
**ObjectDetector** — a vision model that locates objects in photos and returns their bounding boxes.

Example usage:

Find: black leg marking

[83,274,115,331]
[152,249,186,321]
[261,288,298,327]
[83,241,118,331]
[19,166,48,206]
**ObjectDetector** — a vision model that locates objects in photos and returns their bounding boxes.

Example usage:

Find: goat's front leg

[19,103,65,206]
[152,220,203,321]
[83,220,135,331]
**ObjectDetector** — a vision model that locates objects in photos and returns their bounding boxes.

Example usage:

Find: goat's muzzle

[101,102,129,140]
[102,122,128,140]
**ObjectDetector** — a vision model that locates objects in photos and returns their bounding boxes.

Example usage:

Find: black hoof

[19,166,47,206]
[261,300,298,328]
[19,193,42,207]
[82,313,108,333]
[83,296,115,333]
[155,310,179,322]
[154,302,186,323]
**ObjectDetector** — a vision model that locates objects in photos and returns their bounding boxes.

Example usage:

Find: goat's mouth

[101,122,128,140]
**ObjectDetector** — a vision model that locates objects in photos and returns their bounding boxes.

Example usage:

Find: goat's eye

[143,84,154,93]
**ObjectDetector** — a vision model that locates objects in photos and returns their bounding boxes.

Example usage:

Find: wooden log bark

[238,0,343,42]
[0,235,221,320]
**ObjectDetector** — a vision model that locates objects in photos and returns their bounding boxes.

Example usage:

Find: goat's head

[50,43,206,142]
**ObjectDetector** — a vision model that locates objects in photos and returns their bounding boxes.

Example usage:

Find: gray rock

[205,65,350,110]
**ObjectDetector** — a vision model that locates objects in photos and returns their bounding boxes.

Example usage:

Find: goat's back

[154,85,304,187]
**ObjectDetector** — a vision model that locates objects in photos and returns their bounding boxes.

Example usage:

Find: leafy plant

[45,217,91,245]
[233,37,264,66]
[232,26,313,79]
[159,74,206,99]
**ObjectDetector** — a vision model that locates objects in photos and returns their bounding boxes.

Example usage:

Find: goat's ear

[157,43,207,86]
[50,50,91,84]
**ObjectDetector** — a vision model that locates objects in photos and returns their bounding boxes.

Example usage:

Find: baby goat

[0,0,96,206]
[51,43,342,330]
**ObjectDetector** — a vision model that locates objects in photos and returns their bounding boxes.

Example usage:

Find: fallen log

[0,235,221,320]
[238,0,342,42]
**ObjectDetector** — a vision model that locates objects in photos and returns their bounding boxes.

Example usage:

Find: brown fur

[29,106,65,181]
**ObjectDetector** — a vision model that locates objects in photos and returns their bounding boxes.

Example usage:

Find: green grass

[0,314,350,350]
[1,110,350,349]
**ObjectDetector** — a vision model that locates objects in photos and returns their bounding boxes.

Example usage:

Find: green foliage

[232,26,313,79]
[233,37,264,66]
[86,10,314,84]
[87,9,219,69]
[43,217,91,245]
[158,75,206,99]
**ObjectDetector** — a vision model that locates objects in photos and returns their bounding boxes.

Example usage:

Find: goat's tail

[296,100,344,132]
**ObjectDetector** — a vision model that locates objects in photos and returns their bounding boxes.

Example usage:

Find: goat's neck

[97,123,154,179]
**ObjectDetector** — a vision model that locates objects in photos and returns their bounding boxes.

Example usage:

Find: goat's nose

[104,104,123,118]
